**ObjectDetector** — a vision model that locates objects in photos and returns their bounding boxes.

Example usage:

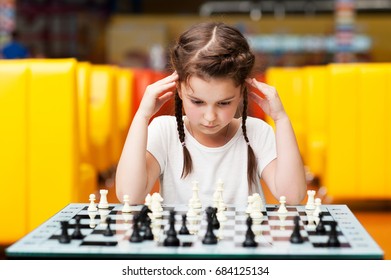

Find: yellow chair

[325,64,360,200]
[0,61,29,243]
[89,65,118,176]
[265,67,307,162]
[357,63,389,199]
[302,66,327,183]
[115,68,134,161]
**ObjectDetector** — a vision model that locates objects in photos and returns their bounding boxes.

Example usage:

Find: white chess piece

[122,194,132,213]
[145,193,152,209]
[88,211,97,228]
[250,194,263,220]
[246,194,255,214]
[313,198,322,217]
[189,180,202,209]
[88,194,97,212]
[98,189,109,209]
[305,190,316,210]
[278,196,288,214]
[151,192,163,218]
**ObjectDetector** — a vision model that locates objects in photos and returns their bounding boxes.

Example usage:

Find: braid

[242,88,258,191]
[174,91,193,178]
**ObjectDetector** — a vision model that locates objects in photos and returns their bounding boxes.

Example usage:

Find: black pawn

[59,221,71,244]
[71,216,84,239]
[143,216,154,240]
[179,214,190,235]
[202,207,218,245]
[103,217,114,236]
[163,210,180,246]
[316,212,326,234]
[327,221,341,247]
[129,215,143,243]
[290,215,304,244]
[242,216,258,247]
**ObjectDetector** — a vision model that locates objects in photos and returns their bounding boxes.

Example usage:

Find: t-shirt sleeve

[249,118,277,176]
[147,117,169,175]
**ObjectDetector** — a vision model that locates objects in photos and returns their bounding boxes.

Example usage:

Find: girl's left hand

[246,78,287,122]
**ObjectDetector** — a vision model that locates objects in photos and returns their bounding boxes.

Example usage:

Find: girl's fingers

[153,71,178,86]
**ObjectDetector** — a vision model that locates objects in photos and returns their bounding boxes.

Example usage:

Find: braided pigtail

[174,91,193,178]
[242,88,258,191]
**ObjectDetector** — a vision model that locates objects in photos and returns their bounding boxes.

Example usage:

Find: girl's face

[178,76,242,141]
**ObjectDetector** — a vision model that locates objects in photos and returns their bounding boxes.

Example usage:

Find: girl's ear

[176,82,183,99]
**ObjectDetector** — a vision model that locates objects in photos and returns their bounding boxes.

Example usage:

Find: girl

[116,22,306,206]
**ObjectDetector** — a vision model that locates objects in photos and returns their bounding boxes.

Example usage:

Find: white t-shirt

[147,116,276,206]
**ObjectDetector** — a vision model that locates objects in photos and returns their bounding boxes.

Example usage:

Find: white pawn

[88,194,97,212]
[151,192,163,218]
[277,196,288,214]
[305,190,316,210]
[88,211,97,228]
[98,189,109,209]
[122,194,131,213]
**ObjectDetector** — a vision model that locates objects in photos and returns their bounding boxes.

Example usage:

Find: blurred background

[1,0,391,259]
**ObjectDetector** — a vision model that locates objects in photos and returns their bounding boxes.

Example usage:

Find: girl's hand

[137,72,178,120]
[246,78,287,122]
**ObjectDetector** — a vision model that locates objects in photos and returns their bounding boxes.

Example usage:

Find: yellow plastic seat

[89,65,118,174]
[303,66,327,183]
[0,61,29,243]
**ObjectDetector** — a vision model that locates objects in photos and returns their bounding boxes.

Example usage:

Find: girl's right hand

[136,71,178,120]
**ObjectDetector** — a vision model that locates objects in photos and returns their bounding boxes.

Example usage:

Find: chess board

[5,203,384,259]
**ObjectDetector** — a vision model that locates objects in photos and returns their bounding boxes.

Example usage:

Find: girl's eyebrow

[186,94,236,102]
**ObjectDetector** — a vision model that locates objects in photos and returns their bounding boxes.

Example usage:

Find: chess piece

[122,194,132,213]
[189,180,202,210]
[88,194,97,212]
[327,221,341,247]
[278,196,288,214]
[290,216,304,244]
[316,212,326,234]
[59,221,71,244]
[98,189,109,209]
[242,216,258,247]
[305,190,316,210]
[129,215,143,243]
[88,212,97,229]
[143,216,154,240]
[212,207,220,230]
[103,217,114,236]
[202,207,218,245]
[163,210,180,246]
[179,214,190,235]
[71,216,84,239]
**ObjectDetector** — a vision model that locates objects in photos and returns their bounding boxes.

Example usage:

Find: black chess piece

[143,215,154,240]
[242,216,258,247]
[163,210,180,246]
[212,207,220,230]
[71,216,84,239]
[316,212,326,234]
[327,220,341,247]
[290,215,304,244]
[179,214,190,235]
[202,207,218,245]
[103,217,114,236]
[138,205,152,232]
[129,215,143,243]
[59,221,71,244]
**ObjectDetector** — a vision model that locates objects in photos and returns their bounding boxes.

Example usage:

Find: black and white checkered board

[6,203,384,259]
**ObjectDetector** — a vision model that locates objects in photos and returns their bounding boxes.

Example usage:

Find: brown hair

[170,22,257,189]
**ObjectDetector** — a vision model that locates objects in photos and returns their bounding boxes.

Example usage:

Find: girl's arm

[246,78,307,204]
[116,72,178,204]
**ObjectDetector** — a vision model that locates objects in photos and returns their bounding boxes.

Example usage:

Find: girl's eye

[191,100,204,105]
[218,101,231,106]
